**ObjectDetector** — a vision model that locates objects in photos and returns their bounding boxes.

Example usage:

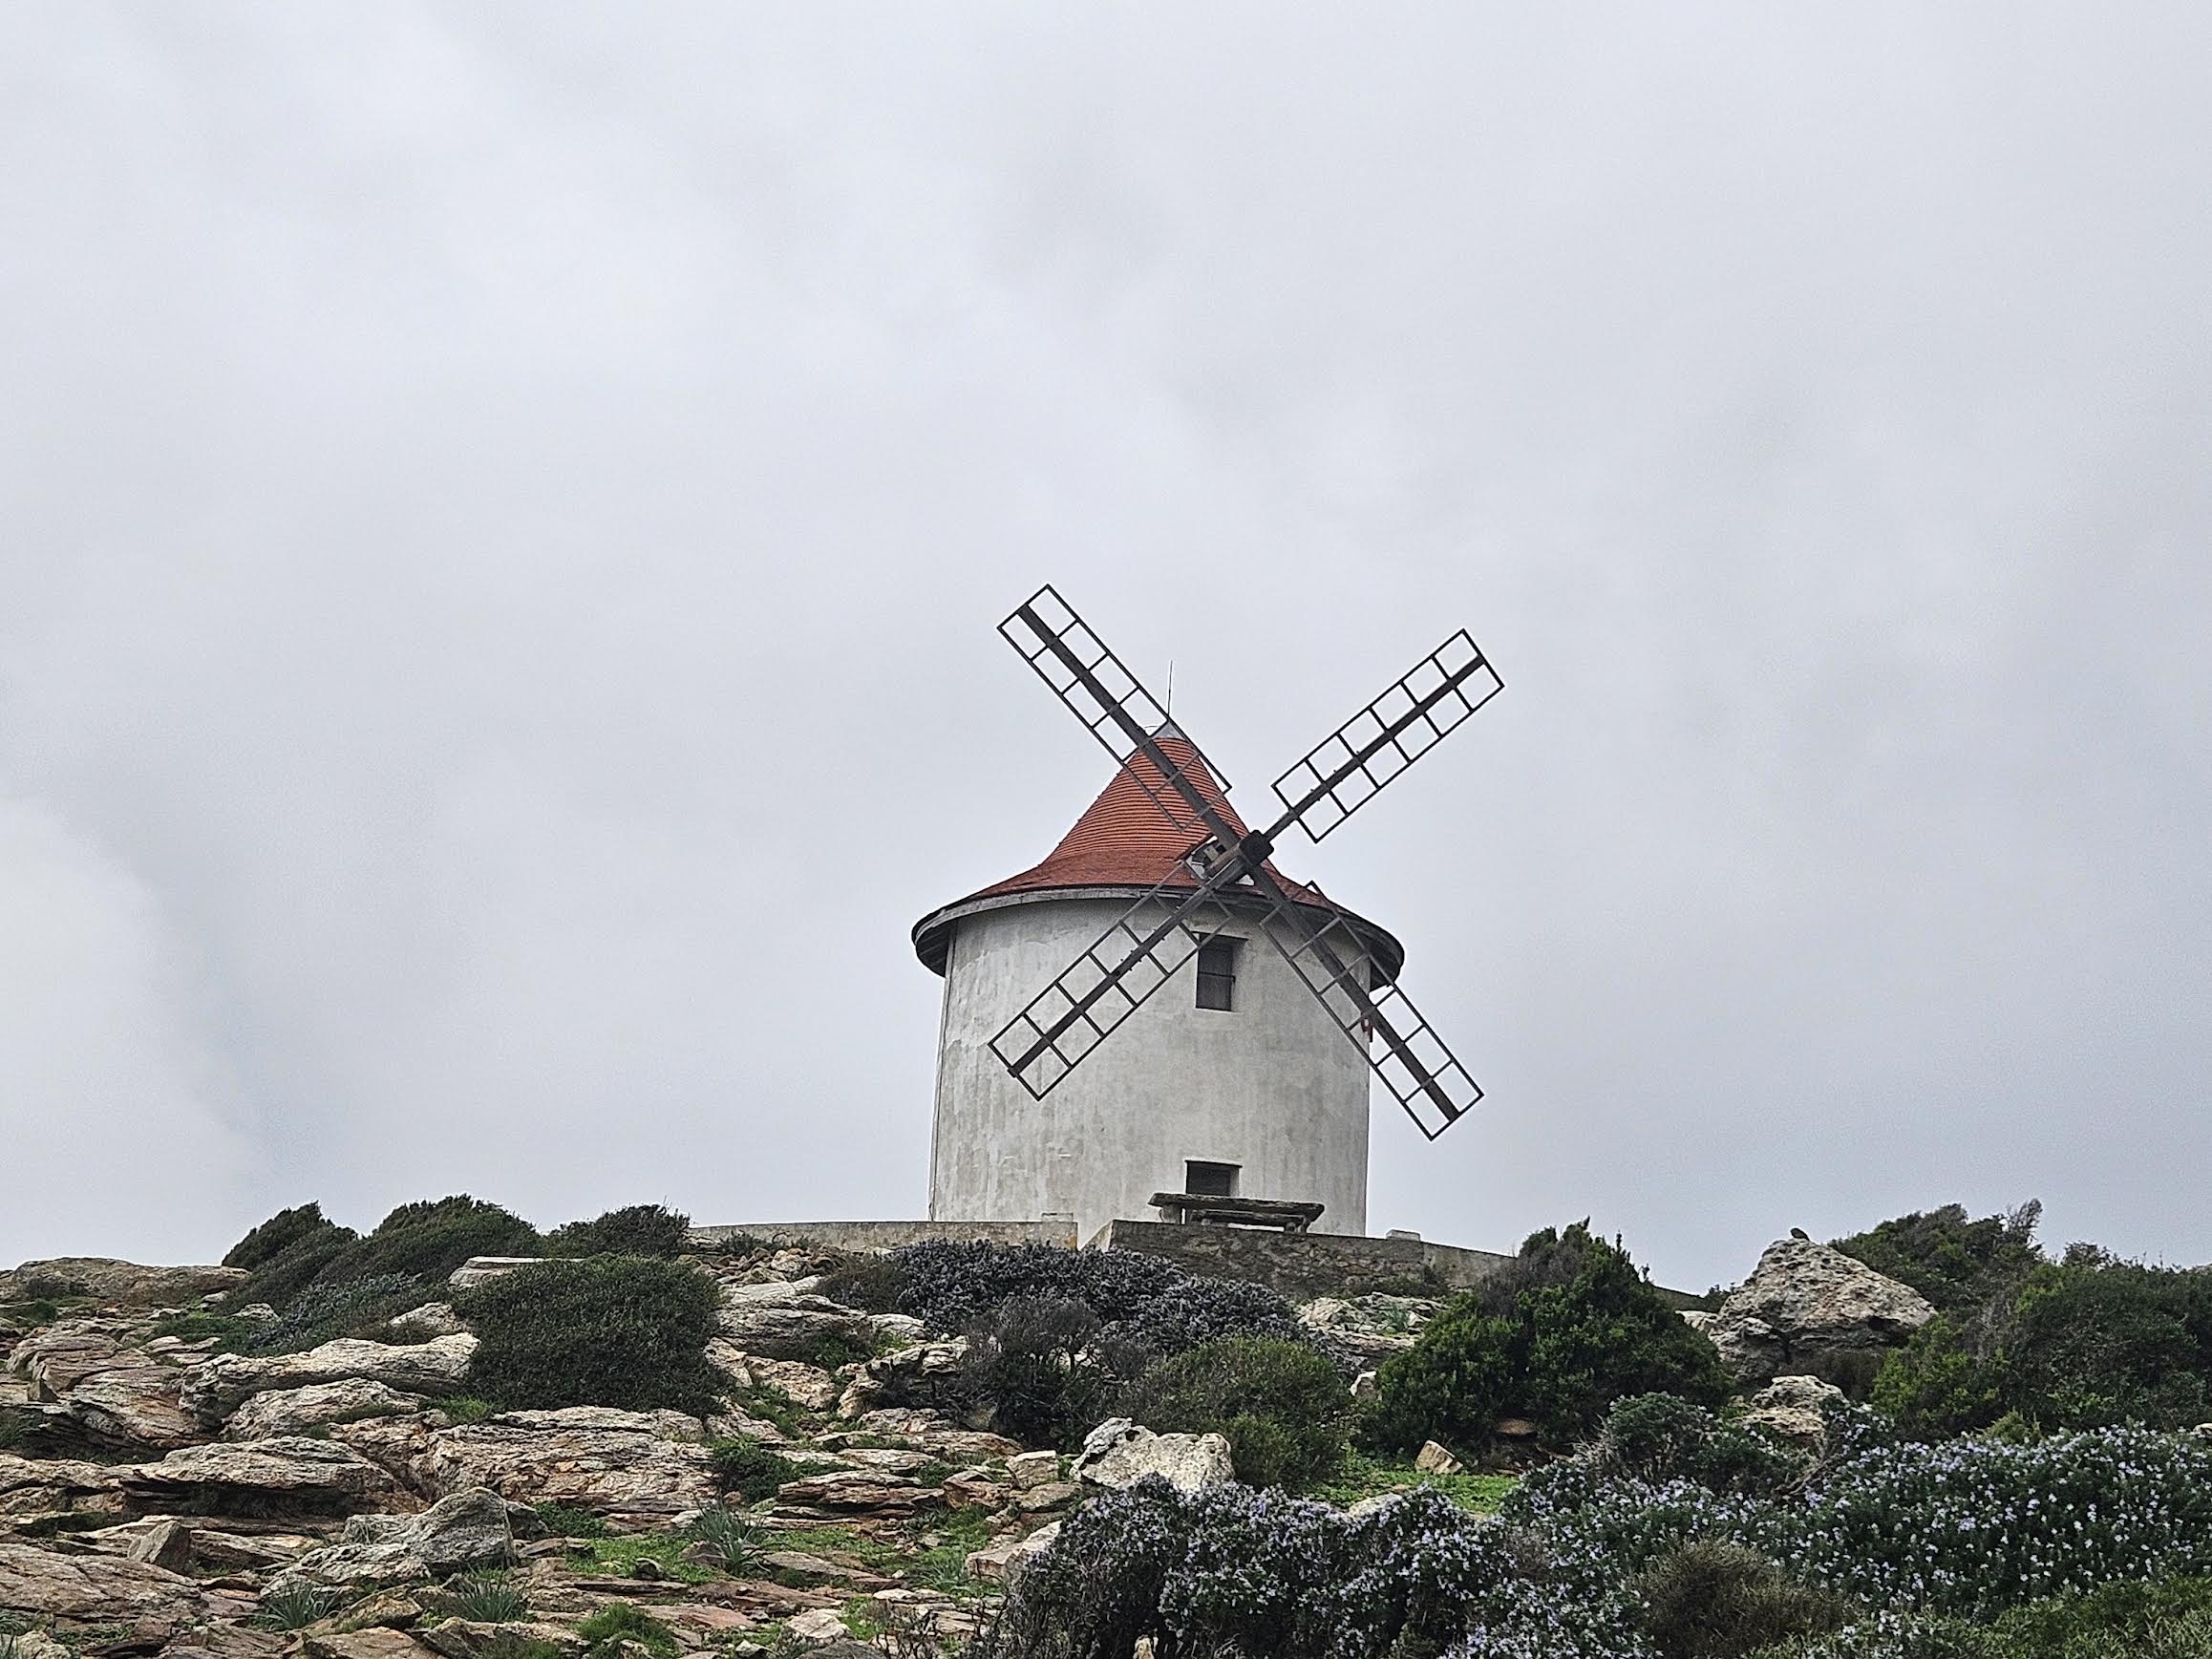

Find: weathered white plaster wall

[927,896,1372,1240]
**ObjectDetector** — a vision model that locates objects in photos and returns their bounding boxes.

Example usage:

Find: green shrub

[1131,1337,1351,1493]
[1873,1319,2008,1439]
[457,1256,720,1414]
[319,1196,542,1288]
[1632,1542,1856,1658]
[1368,1223,1728,1456]
[223,1202,347,1270]
[1599,1393,1804,1498]
[711,1437,798,1502]
[1833,1202,2046,1319]
[816,1254,906,1312]
[223,1217,360,1312]
[544,1204,691,1259]
[1989,1576,2212,1657]
[2002,1259,2212,1432]
[249,1273,429,1353]
[959,1296,1118,1451]
[578,1604,679,1659]
[892,1239,1315,1358]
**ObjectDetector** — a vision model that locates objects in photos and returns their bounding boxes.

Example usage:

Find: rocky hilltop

[0,1214,1957,1658]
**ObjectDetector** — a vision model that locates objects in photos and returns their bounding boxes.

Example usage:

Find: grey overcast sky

[3,6,2207,1291]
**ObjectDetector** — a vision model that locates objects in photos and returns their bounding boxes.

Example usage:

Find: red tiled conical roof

[912,727,1403,980]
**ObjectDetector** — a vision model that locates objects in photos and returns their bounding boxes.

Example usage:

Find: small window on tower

[1195,935,1241,1010]
[1185,1160,1239,1198]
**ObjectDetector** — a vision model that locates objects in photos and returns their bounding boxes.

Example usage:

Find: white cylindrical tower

[912,729,1404,1243]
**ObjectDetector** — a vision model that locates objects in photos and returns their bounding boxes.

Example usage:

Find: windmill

[986,584,1503,1144]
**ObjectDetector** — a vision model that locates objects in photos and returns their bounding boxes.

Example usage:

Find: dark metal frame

[989,585,1502,1141]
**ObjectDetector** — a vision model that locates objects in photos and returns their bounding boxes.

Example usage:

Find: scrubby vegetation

[1130,1337,1353,1492]
[543,1203,691,1259]
[457,1255,722,1414]
[1855,1203,2212,1439]
[981,1397,2212,1658]
[1364,1222,1729,1457]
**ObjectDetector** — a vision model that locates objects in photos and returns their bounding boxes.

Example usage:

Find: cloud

[1,5,2207,1285]
[0,796,249,1263]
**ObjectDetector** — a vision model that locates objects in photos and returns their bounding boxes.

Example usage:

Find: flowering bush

[976,1479,1646,1659]
[1788,1428,2212,1618]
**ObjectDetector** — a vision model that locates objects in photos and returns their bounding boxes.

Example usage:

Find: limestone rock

[835,1338,968,1420]
[9,1323,203,1452]
[183,1334,479,1422]
[835,1409,1019,1462]
[390,1305,467,1340]
[717,1298,875,1364]
[129,1518,198,1571]
[354,1486,516,1575]
[1707,1238,1935,1384]
[270,1540,432,1596]
[1740,1373,1847,1453]
[786,1607,850,1643]
[0,1538,205,1624]
[965,1520,1059,1585]
[420,1409,717,1519]
[1297,1296,1435,1365]
[227,1380,434,1440]
[1073,1418,1235,1495]
[1005,1450,1059,1491]
[775,1470,944,1517]
[445,1259,538,1291]
[1012,1481,1079,1515]
[301,1630,434,1659]
[719,1276,824,1308]
[0,1451,126,1517]
[717,1351,840,1413]
[0,1259,245,1308]
[1414,1440,1463,1476]
[123,1436,408,1516]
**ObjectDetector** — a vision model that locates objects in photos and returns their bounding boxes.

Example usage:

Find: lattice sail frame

[999,585,1233,840]
[988,860,1247,1098]
[1271,629,1502,843]
[986,583,1500,1140]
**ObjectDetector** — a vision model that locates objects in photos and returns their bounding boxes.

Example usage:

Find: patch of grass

[686,1506,763,1576]
[441,1396,497,1425]
[800,1332,880,1372]
[0,1299,64,1327]
[578,1604,681,1659]
[254,1584,335,1630]
[567,1534,714,1585]
[437,1572,528,1623]
[1314,1450,1518,1515]
[533,1502,608,1539]
[710,1437,800,1502]
[898,1508,998,1599]
[727,1382,811,1438]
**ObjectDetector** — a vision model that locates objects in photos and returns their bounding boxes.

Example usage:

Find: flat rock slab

[0,1539,206,1625]
[0,1452,126,1518]
[123,1436,409,1517]
[183,1335,478,1423]
[227,1381,433,1441]
[0,1260,245,1308]
[421,1411,717,1518]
